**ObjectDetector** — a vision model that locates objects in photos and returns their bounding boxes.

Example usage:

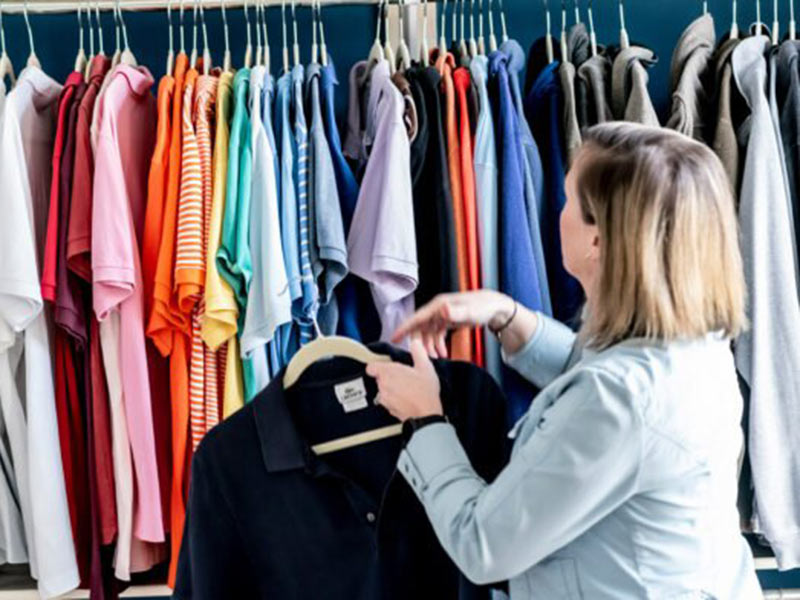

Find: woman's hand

[391,290,517,358]
[366,339,443,421]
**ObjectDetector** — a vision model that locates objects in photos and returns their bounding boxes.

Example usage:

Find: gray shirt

[666,13,715,140]
[576,53,613,127]
[399,313,762,598]
[733,35,800,569]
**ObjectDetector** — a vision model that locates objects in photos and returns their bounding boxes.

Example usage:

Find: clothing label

[334,378,369,413]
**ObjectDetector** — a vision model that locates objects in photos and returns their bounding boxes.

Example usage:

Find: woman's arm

[397,367,643,585]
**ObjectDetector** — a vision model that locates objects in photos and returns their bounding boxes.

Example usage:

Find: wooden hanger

[0,0,16,86]
[283,335,399,456]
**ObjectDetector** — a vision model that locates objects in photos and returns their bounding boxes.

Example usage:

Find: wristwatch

[402,415,449,445]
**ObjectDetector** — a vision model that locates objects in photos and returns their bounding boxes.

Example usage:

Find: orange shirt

[453,66,484,367]
[148,53,190,356]
[435,50,471,362]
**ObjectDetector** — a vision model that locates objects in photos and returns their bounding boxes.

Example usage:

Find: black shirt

[174,344,509,599]
[406,67,460,307]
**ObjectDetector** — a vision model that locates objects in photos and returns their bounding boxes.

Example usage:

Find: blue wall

[0,0,788,123]
[2,0,800,591]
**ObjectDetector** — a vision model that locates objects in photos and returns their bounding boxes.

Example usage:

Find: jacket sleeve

[397,367,643,585]
[501,312,578,389]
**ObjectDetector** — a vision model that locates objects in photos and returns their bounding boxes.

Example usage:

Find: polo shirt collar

[252,343,458,474]
[114,64,155,97]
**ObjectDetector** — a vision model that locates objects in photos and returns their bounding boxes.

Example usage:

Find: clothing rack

[0,0,424,12]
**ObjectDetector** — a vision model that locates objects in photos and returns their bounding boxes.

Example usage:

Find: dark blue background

[1,0,799,592]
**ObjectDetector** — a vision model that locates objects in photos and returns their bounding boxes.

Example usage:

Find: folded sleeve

[501,312,577,388]
[397,367,643,585]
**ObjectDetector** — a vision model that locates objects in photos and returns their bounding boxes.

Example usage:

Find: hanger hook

[497,0,507,41]
[23,0,36,59]
[86,0,94,58]
[221,0,230,55]
[244,0,252,51]
[561,0,567,33]
[1,0,8,57]
[290,0,299,66]
[178,0,185,52]
[191,0,198,56]
[199,0,209,60]
[166,0,174,57]
[95,0,104,55]
[573,0,581,24]
[262,0,269,53]
[487,0,495,40]
[77,2,84,55]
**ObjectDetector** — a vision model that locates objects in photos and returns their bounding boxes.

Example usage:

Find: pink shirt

[91,65,163,543]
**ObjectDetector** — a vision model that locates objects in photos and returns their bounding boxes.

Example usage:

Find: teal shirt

[217,68,256,400]
[399,314,761,599]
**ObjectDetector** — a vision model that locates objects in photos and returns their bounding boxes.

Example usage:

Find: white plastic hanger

[458,0,468,57]
[544,0,554,63]
[791,0,796,39]
[118,0,136,65]
[221,0,232,71]
[0,0,16,86]
[420,0,430,62]
[560,0,568,61]
[396,0,412,71]
[23,0,40,69]
[702,0,708,13]
[587,0,597,55]
[468,0,477,57]
[731,0,739,38]
[110,0,121,67]
[95,0,106,57]
[317,0,328,67]
[244,0,253,68]
[440,0,449,53]
[451,0,458,49]
[477,0,485,55]
[368,0,385,63]
[74,3,88,74]
[497,0,508,44]
[310,0,318,64]
[773,0,780,43]
[255,0,264,66]
[178,0,186,57]
[618,0,629,49]
[283,336,399,456]
[383,0,395,72]
[290,0,300,67]
[83,0,94,78]
[198,0,211,73]
[487,0,497,52]
[574,0,582,24]
[166,0,175,76]
[263,0,271,72]
[190,0,198,66]
[755,0,763,35]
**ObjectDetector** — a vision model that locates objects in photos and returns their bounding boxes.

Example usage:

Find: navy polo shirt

[174,344,509,599]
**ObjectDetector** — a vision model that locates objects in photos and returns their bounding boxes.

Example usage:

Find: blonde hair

[574,122,746,348]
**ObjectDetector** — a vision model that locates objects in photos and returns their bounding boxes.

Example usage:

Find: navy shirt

[174,344,509,599]
[524,40,584,325]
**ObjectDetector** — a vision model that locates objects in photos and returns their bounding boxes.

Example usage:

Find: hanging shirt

[241,65,290,387]
[525,58,584,326]
[453,66,484,367]
[610,44,660,127]
[346,59,418,345]
[275,70,302,363]
[66,53,117,552]
[0,77,30,576]
[173,344,508,600]
[576,52,614,128]
[433,50,471,361]
[91,64,163,546]
[0,65,79,599]
[321,61,363,342]
[711,38,741,193]
[667,13,716,140]
[732,35,800,570]
[488,51,542,426]
[778,40,800,263]
[471,55,501,384]
[306,63,348,337]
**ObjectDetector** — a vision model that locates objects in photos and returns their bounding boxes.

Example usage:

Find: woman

[366,123,762,598]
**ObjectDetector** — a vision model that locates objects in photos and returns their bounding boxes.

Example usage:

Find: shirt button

[366,512,376,523]
[538,417,547,430]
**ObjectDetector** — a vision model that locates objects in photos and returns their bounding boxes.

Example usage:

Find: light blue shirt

[305,63,348,336]
[399,314,761,599]
[470,55,501,386]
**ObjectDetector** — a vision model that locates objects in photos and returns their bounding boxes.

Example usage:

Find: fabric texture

[611,45,660,127]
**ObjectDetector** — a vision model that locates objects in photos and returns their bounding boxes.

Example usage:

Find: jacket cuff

[501,312,576,388]
[397,423,469,499]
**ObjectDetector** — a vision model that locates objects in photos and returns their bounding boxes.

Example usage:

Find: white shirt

[0,66,79,599]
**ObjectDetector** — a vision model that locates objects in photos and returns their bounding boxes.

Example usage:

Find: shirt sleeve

[397,366,643,585]
[501,312,577,389]
[174,450,253,599]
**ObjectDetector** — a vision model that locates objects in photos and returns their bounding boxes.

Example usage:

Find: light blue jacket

[398,314,762,599]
